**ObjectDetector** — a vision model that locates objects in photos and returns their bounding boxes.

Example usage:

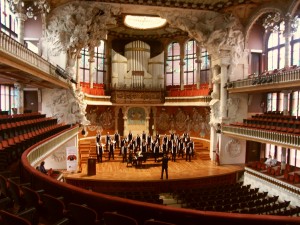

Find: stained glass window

[166,42,180,86]
[183,40,197,85]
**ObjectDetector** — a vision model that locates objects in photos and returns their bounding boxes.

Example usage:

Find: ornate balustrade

[0,31,69,88]
[222,124,300,149]
[227,67,300,93]
[110,88,165,104]
[244,167,300,206]
[26,125,79,166]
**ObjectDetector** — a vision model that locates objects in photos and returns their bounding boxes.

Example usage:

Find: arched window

[94,40,106,84]
[266,18,300,70]
[79,40,106,85]
[200,47,210,84]
[0,0,18,38]
[166,42,180,86]
[183,39,197,85]
[291,17,300,66]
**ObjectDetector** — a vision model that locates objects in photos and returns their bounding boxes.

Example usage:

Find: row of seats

[0,176,175,225]
[0,117,58,141]
[0,124,70,170]
[107,191,163,205]
[0,112,46,124]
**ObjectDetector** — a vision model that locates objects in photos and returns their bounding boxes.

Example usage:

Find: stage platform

[63,152,245,182]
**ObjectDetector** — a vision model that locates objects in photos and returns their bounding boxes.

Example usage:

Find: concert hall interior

[0,0,300,224]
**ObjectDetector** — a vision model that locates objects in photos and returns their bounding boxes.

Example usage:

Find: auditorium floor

[63,152,245,181]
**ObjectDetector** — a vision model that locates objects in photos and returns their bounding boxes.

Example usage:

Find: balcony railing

[0,31,69,86]
[222,124,300,149]
[226,67,300,93]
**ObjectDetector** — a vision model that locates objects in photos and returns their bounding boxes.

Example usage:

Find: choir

[95,130,195,165]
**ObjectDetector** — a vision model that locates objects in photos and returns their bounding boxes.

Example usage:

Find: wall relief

[225,139,241,158]
[128,107,145,125]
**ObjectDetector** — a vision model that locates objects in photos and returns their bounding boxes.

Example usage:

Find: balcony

[226,66,300,94]
[0,31,69,89]
[222,124,300,149]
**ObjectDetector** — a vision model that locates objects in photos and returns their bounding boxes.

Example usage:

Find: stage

[63,153,245,181]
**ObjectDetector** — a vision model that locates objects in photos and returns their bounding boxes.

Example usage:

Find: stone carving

[227,97,240,120]
[158,10,244,65]
[46,2,120,78]
[128,107,145,125]
[209,99,220,126]
[225,139,241,158]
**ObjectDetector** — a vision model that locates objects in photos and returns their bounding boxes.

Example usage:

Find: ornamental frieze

[111,90,164,104]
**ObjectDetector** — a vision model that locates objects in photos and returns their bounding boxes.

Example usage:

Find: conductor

[160,154,169,180]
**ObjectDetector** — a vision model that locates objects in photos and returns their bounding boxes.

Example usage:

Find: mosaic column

[15,13,27,45]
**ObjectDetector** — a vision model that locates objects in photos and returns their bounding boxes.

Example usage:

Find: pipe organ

[111,40,164,89]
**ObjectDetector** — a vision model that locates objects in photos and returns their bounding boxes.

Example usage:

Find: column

[89,58,95,89]
[76,55,81,89]
[283,13,293,68]
[212,65,220,99]
[219,50,231,119]
[281,90,291,115]
[15,13,27,45]
[180,43,185,90]
[14,83,24,114]
[195,44,201,89]
[220,64,228,118]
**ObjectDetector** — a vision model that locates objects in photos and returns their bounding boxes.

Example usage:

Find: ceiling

[0,0,284,88]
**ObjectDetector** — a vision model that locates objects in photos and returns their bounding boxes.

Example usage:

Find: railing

[26,125,79,166]
[244,167,300,205]
[227,67,300,91]
[20,125,300,225]
[0,31,68,85]
[222,124,300,149]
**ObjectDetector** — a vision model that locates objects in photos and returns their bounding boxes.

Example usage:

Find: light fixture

[263,12,299,35]
[8,0,50,20]
[124,15,167,30]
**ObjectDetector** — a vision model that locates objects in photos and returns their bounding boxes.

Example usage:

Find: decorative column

[15,13,27,45]
[219,50,231,119]
[283,14,293,68]
[88,46,95,89]
[281,90,291,115]
[180,43,185,90]
[195,44,201,89]
[76,55,81,89]
[89,58,95,89]
[14,83,24,114]
[123,116,128,136]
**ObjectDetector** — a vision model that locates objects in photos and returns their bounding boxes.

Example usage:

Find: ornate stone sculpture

[158,10,244,65]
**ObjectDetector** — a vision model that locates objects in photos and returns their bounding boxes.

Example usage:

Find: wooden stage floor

[63,152,245,181]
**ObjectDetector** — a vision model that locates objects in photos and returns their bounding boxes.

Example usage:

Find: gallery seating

[103,211,138,225]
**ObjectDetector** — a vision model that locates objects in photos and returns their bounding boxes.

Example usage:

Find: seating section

[81,82,105,95]
[105,190,163,205]
[166,84,210,97]
[229,112,300,135]
[0,112,71,171]
[172,182,300,216]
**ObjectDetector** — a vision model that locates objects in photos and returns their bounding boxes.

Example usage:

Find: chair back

[42,193,66,223]
[103,212,138,225]
[0,209,31,225]
[144,220,176,225]
[68,202,99,225]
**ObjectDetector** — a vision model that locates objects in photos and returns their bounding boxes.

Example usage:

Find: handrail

[227,68,300,91]
[27,126,79,166]
[0,31,68,85]
[222,124,300,149]
[20,125,300,224]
